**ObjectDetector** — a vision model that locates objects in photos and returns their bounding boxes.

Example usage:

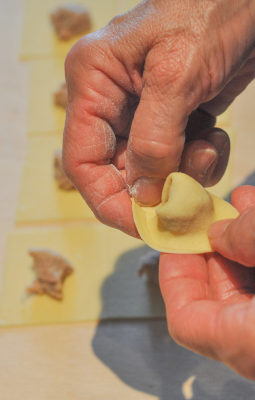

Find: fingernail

[189,149,217,178]
[130,177,165,206]
[207,131,228,155]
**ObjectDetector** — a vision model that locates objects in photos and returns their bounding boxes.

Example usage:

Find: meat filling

[27,249,74,300]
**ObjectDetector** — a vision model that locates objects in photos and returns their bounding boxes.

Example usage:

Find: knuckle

[146,52,184,93]
[131,132,184,161]
[132,137,172,160]
[65,32,110,78]
[145,35,195,90]
[130,135,183,175]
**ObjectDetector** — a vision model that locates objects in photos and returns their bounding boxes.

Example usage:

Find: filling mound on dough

[51,4,91,40]
[132,172,239,254]
[27,249,73,300]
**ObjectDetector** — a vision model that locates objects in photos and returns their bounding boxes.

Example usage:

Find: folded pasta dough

[132,172,239,254]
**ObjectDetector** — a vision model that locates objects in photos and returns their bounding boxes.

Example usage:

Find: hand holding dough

[132,173,239,254]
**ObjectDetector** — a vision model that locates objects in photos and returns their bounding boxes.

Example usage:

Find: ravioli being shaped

[132,172,239,254]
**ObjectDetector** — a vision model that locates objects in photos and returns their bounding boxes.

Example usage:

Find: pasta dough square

[20,0,117,60]
[0,225,165,326]
[28,58,66,137]
[16,136,96,223]
[216,108,232,128]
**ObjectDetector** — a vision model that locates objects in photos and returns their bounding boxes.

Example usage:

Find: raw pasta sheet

[16,135,96,224]
[216,107,232,127]
[0,224,165,326]
[28,58,66,136]
[20,0,117,59]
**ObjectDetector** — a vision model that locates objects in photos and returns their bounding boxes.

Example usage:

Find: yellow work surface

[216,108,232,128]
[3,0,255,398]
[28,58,65,136]
[0,224,163,327]
[0,322,158,400]
[115,0,141,14]
[20,0,117,60]
[16,135,96,224]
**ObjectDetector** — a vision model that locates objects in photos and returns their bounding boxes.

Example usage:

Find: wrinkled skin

[160,186,255,380]
[63,0,255,237]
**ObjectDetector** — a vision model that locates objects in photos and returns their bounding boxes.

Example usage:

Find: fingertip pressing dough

[132,172,239,254]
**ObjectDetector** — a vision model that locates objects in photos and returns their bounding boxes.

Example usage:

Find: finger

[110,137,127,171]
[208,186,255,264]
[159,253,210,314]
[63,38,139,236]
[159,253,255,378]
[208,206,255,266]
[200,51,255,117]
[126,43,204,206]
[158,253,222,359]
[206,128,230,187]
[179,128,230,187]
[206,252,255,303]
[231,185,255,212]
[179,140,218,186]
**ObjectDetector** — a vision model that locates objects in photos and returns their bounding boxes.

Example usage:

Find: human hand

[63,0,255,237]
[159,185,255,380]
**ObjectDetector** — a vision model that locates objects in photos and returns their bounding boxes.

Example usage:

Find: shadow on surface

[92,247,255,400]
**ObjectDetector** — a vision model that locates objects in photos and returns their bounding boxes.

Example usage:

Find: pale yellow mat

[28,58,66,137]
[20,0,117,60]
[216,108,232,127]
[115,0,141,14]
[0,224,164,326]
[16,136,96,224]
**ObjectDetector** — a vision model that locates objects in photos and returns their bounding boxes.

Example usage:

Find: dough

[27,249,73,300]
[132,172,239,254]
[51,4,91,40]
[16,136,96,223]
[28,58,66,137]
[0,224,164,326]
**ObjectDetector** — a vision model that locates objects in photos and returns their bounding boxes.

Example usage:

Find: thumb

[208,207,255,267]
[125,45,209,206]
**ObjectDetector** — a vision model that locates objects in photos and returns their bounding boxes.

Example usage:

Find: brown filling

[27,249,74,300]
